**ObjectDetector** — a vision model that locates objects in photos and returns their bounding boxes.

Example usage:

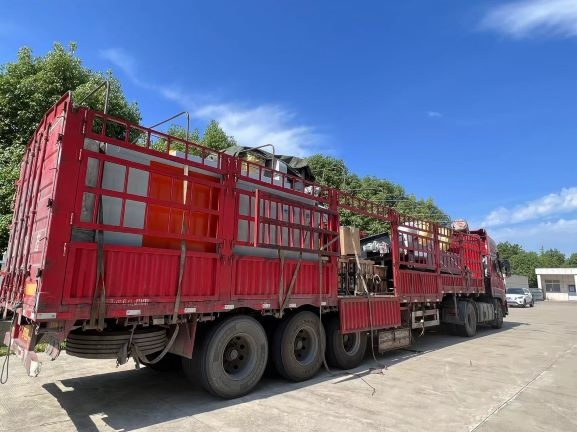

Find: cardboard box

[339,226,361,256]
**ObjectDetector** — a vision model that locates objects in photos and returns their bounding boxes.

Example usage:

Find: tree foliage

[306,154,450,235]
[564,253,577,268]
[0,43,140,250]
[510,251,540,288]
[154,122,235,153]
[496,242,524,260]
[497,242,576,287]
[202,120,237,151]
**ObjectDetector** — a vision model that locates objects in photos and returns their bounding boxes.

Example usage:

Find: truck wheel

[325,316,367,370]
[141,352,181,372]
[184,315,268,399]
[272,311,325,381]
[457,301,477,337]
[530,300,534,308]
[490,299,503,329]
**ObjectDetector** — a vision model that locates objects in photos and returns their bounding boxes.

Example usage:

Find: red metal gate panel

[232,256,337,302]
[396,270,440,302]
[338,296,401,333]
[62,244,219,306]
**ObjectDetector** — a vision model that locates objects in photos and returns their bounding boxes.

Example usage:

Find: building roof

[535,268,577,275]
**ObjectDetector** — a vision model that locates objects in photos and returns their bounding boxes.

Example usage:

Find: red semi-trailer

[0,93,509,398]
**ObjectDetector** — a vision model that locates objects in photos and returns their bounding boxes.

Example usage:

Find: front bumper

[507,298,526,306]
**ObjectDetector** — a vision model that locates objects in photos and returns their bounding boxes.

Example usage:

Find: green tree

[0,43,140,250]
[564,253,577,268]
[306,154,349,188]
[152,122,235,154]
[305,154,450,235]
[539,248,566,268]
[510,251,540,287]
[202,120,236,151]
[497,242,525,260]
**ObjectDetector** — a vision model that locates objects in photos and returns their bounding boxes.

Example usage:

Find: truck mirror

[500,259,511,277]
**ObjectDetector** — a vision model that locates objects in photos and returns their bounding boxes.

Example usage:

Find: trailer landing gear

[272,311,325,381]
[183,315,268,399]
[325,316,367,370]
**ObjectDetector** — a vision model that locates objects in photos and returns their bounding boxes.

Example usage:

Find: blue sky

[1,0,576,254]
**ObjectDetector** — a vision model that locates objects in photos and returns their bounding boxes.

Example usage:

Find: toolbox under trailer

[1,93,508,398]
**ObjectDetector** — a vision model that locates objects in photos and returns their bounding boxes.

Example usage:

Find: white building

[505,275,529,289]
[535,268,577,301]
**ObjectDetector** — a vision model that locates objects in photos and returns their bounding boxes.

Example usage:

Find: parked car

[506,288,534,308]
[529,288,544,301]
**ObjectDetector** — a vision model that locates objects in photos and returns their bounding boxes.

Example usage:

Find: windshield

[507,288,525,295]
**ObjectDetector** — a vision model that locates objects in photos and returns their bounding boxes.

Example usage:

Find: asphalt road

[1,301,576,432]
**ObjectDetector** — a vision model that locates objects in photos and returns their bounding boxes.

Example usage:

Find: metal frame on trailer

[1,93,506,346]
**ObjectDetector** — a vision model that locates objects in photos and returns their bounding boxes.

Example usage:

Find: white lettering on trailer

[261,303,271,309]
[36,313,57,319]
[126,310,141,316]
[288,303,297,308]
[184,307,197,313]
[321,301,327,306]
[224,304,235,310]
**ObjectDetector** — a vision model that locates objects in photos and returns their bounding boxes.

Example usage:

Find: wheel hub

[293,327,318,365]
[226,348,239,361]
[223,335,252,377]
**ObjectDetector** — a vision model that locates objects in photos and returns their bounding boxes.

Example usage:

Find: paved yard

[1,302,576,432]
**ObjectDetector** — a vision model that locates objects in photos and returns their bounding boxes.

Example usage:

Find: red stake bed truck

[0,93,509,398]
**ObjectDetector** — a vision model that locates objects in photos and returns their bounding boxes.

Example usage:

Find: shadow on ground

[42,320,525,431]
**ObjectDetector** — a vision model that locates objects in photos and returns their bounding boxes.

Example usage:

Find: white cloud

[489,218,577,255]
[427,111,442,118]
[482,187,577,227]
[194,104,322,156]
[99,48,323,156]
[482,0,577,38]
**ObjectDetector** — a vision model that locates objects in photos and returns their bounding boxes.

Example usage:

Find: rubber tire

[457,301,477,337]
[522,300,527,308]
[490,299,504,329]
[272,311,325,382]
[183,315,268,399]
[141,352,182,372]
[325,316,367,370]
[530,300,534,308]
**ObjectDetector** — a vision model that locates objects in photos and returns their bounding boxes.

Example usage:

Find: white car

[506,288,534,308]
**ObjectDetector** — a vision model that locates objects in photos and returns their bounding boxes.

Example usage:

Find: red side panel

[396,270,440,302]
[62,244,219,306]
[232,256,337,302]
[339,296,401,333]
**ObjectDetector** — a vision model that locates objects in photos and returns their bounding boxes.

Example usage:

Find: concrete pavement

[1,302,576,432]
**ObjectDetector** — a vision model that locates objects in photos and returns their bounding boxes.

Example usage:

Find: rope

[351,246,388,371]
[279,251,303,318]
[131,324,180,366]
[89,155,106,331]
[314,235,384,396]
